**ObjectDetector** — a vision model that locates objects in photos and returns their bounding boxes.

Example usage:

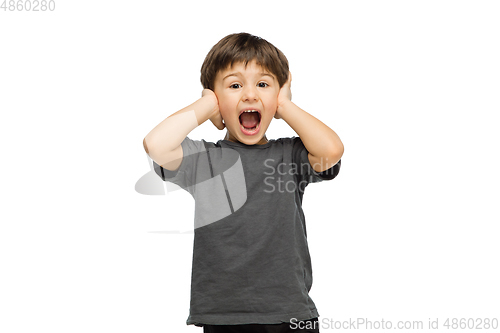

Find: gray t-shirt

[153,136,341,325]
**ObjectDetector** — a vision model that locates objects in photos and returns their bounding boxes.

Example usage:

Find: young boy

[143,33,343,332]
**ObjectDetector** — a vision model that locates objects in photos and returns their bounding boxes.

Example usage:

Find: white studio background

[1,1,499,332]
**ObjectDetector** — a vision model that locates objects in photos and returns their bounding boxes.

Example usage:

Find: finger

[209,118,224,130]
[216,118,225,130]
[219,118,226,130]
[210,114,225,130]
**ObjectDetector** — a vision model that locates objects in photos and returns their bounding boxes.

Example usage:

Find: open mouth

[239,110,261,135]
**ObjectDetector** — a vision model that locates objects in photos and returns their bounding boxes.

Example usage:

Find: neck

[224,131,268,145]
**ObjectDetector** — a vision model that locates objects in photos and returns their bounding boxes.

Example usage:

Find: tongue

[240,112,260,128]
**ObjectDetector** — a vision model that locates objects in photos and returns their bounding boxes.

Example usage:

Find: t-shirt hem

[186,309,319,326]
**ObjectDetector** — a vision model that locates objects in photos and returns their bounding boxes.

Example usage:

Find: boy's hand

[275,72,292,119]
[202,89,225,130]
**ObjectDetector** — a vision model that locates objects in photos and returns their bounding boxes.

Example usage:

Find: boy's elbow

[143,138,150,155]
[337,142,344,159]
[327,143,344,165]
[327,141,344,164]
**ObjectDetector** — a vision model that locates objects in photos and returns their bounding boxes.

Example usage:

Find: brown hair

[200,33,289,91]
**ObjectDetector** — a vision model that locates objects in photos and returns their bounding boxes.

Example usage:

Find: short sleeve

[152,137,209,193]
[292,136,341,185]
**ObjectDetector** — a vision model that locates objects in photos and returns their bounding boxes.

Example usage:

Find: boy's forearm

[279,100,344,165]
[144,96,217,154]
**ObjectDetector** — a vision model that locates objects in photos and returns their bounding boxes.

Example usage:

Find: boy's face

[213,60,280,145]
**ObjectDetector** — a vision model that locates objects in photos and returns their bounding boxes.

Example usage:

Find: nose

[242,85,259,102]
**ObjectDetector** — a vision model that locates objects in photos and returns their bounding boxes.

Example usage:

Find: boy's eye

[229,82,268,89]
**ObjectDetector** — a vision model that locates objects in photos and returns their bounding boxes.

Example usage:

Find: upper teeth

[243,110,258,113]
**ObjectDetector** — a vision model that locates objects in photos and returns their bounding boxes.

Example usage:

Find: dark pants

[202,317,320,333]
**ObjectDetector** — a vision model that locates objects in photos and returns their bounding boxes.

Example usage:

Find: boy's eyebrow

[222,72,275,81]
